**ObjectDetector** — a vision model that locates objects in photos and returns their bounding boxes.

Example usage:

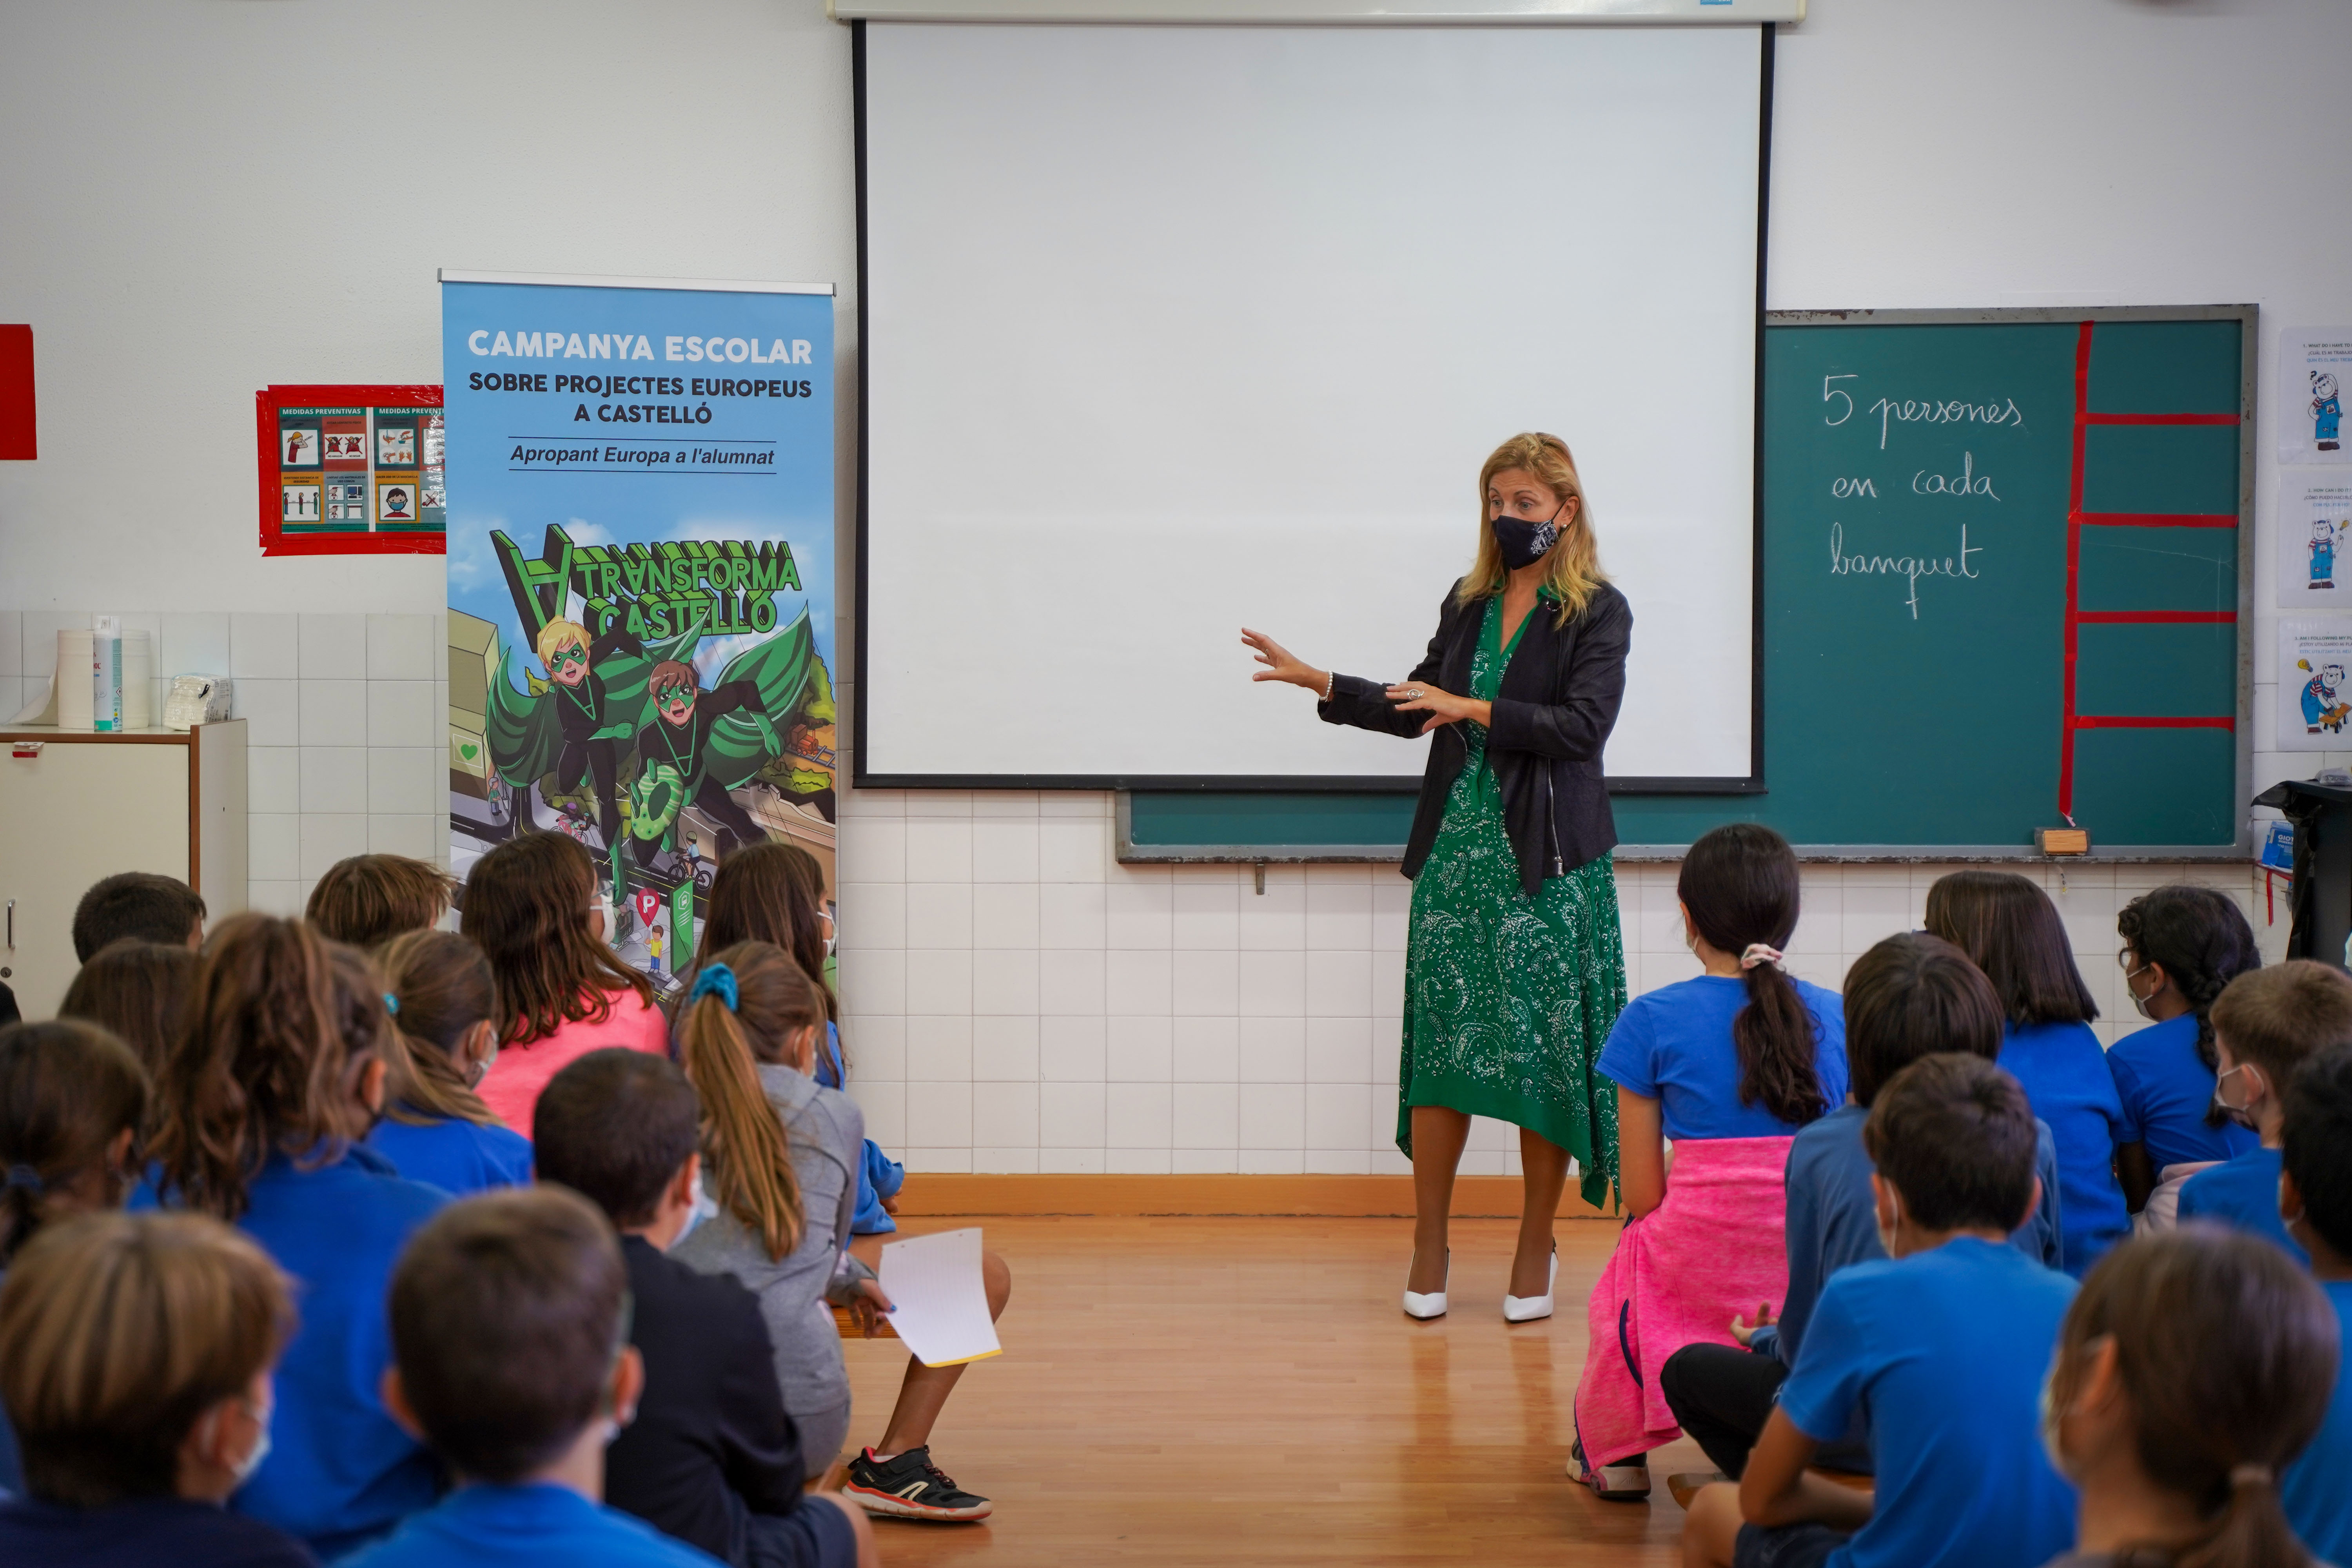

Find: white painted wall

[1,0,2343,1171]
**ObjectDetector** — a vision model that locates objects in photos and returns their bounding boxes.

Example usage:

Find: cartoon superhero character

[2316,372,2344,452]
[630,660,770,859]
[535,617,646,853]
[2301,658,2352,733]
[2315,518,2345,590]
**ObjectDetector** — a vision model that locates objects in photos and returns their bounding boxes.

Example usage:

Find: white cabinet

[0,722,247,1020]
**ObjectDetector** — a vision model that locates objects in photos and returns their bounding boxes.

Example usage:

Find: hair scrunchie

[382,992,400,1016]
[690,964,739,1012]
[3,1165,44,1195]
[1739,943,1785,971]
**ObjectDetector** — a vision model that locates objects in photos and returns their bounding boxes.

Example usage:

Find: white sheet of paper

[877,1227,1000,1368]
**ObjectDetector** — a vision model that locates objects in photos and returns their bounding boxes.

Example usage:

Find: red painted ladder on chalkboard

[2058,320,2240,820]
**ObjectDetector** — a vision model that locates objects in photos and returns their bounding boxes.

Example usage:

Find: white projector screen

[859,22,1764,786]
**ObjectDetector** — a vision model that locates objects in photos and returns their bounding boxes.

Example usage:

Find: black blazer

[1319,579,1631,896]
[604,1235,809,1568]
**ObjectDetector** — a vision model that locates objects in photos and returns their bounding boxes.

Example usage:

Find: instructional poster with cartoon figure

[2279,621,2352,750]
[2280,327,2352,464]
[441,272,835,989]
[2280,472,2352,607]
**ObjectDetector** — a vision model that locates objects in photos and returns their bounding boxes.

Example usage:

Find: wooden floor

[841,1216,1711,1565]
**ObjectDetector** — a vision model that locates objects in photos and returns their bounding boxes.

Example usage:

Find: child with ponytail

[2111,886,2265,1223]
[2038,1227,2336,1568]
[1926,870,2131,1276]
[365,929,532,1195]
[1574,824,1847,1499]
[462,831,664,1138]
[670,941,1005,1524]
[137,915,447,1560]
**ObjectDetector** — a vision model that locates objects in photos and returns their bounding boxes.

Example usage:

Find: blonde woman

[1243,432,1633,1322]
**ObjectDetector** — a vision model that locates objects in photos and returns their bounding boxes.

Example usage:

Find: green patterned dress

[1398,593,1629,1208]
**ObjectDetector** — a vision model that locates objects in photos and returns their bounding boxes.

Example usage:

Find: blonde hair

[0,1210,292,1506]
[675,942,825,1262]
[535,617,590,666]
[1459,431,1607,624]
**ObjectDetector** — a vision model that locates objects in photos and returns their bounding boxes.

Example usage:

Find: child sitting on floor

[57,939,197,1075]
[463,832,666,1138]
[534,1049,875,1568]
[0,1212,309,1568]
[365,929,532,1196]
[2278,1042,2352,1563]
[137,916,448,1559]
[1573,824,1848,1500]
[2109,885,2263,1225]
[1659,932,2065,1487]
[1926,870,2129,1276]
[2179,959,2352,1263]
[0,1019,151,1496]
[308,854,459,949]
[1681,1053,2078,1568]
[669,942,1007,1523]
[351,1187,725,1568]
[2036,1227,2336,1568]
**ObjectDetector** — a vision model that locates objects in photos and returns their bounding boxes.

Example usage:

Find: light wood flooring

[840,1216,1712,1565]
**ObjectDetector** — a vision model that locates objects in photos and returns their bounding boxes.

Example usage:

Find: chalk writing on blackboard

[1829,522,1982,620]
[1910,452,2000,500]
[1867,396,2025,449]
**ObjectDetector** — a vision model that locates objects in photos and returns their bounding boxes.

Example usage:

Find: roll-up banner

[441,270,837,988]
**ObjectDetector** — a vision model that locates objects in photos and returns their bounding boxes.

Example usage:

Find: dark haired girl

[1573,824,1848,1498]
[364,929,532,1195]
[462,830,665,1138]
[1926,870,2129,1276]
[2111,885,2264,1217]
[135,915,447,1559]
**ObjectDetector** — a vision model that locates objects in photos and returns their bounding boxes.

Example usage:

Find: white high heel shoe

[1402,1249,1449,1319]
[1503,1245,1558,1323]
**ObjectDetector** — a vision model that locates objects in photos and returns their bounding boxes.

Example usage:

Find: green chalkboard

[1125,308,2253,861]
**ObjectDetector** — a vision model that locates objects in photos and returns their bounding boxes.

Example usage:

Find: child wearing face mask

[0,1211,309,1568]
[2278,1043,2352,1562]
[365,930,532,1196]
[0,1019,151,1496]
[2177,960,2352,1264]
[135,916,449,1560]
[2108,887,2264,1226]
[1680,1053,2078,1568]
[2035,1227,2335,1568]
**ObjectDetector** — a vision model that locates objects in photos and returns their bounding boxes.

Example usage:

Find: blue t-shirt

[1597,975,1849,1140]
[2283,1279,2352,1565]
[365,1111,534,1197]
[133,1147,449,1560]
[1778,1237,2078,1568]
[0,1495,315,1567]
[2176,1146,2307,1264]
[1766,1105,2066,1374]
[1999,1021,2130,1276]
[2105,1013,2259,1174]
[342,1482,723,1568]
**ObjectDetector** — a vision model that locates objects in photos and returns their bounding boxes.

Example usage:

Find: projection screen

[858,21,1766,786]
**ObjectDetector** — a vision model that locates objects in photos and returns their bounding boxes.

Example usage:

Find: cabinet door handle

[4,898,11,951]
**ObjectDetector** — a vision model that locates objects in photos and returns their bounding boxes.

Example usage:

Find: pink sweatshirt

[478,987,669,1140]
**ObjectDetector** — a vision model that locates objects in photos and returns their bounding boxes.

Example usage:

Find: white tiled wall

[830,777,2289,1177]
[0,610,448,919]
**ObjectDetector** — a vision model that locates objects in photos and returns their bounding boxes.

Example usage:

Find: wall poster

[254,383,445,555]
[440,271,836,989]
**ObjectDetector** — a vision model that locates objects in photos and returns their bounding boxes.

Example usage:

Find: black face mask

[1492,503,1565,570]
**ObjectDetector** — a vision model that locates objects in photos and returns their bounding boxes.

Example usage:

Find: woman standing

[1242,432,1633,1319]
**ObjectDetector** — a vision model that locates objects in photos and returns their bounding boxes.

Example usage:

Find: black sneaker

[844,1446,994,1521]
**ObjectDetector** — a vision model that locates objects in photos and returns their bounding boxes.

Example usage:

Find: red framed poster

[256,383,445,556]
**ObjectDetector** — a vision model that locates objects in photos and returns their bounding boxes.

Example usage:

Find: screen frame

[851,17,1773,796]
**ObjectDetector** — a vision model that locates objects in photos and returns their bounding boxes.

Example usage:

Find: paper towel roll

[56,630,94,730]
[122,632,153,730]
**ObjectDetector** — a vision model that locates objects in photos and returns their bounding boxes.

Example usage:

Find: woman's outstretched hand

[1241,628,1330,695]
[1386,682,1490,734]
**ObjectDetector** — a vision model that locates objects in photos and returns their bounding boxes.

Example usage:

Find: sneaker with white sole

[844,1446,994,1521]
[1570,1438,1652,1500]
